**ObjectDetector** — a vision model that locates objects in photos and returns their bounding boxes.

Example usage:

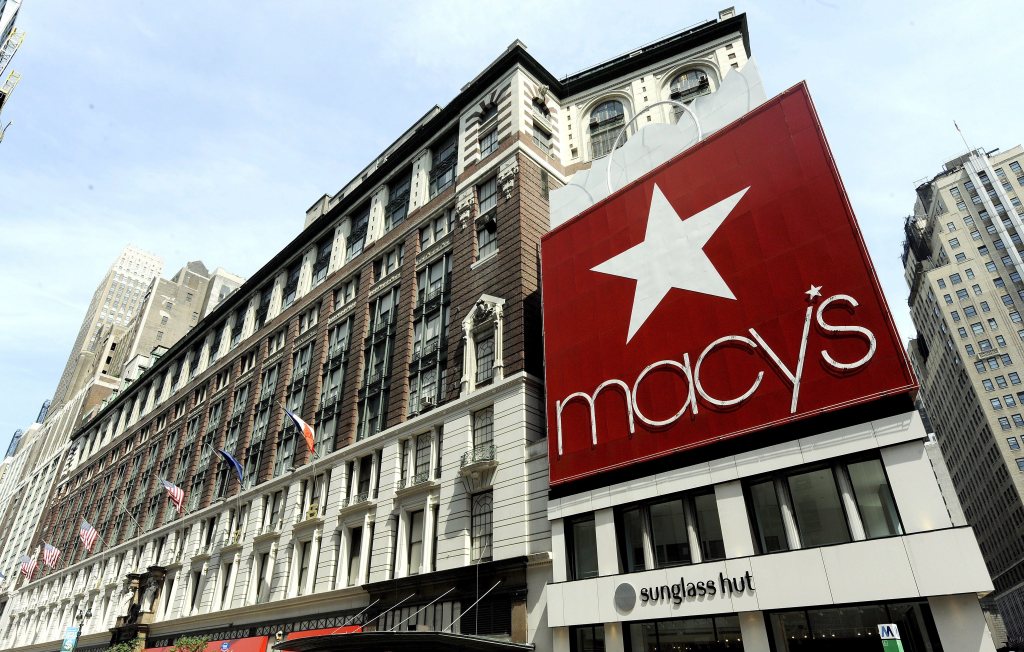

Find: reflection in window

[567,515,598,580]
[787,468,850,547]
[769,601,943,652]
[847,459,903,538]
[627,615,741,652]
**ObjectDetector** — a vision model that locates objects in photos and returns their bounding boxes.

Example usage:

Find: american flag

[42,543,61,568]
[79,520,99,552]
[161,478,185,514]
[19,554,37,578]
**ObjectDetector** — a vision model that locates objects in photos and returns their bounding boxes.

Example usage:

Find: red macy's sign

[541,83,916,486]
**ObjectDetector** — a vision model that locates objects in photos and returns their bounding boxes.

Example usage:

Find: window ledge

[471,249,500,271]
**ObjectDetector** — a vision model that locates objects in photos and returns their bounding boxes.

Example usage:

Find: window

[958,326,968,339]
[385,170,411,231]
[983,379,995,391]
[1017,458,1024,472]
[971,322,985,335]
[1011,372,1021,384]
[1000,417,1012,430]
[589,100,627,158]
[267,328,286,355]
[980,339,993,352]
[334,275,359,310]
[846,459,902,539]
[769,602,943,651]
[950,273,962,284]
[479,128,498,157]
[471,491,493,561]
[282,260,301,309]
[472,407,494,457]
[417,255,450,306]
[347,526,363,586]
[429,131,458,197]
[948,237,960,249]
[951,310,960,322]
[532,121,553,153]
[274,430,295,476]
[1016,414,1024,428]
[982,301,991,312]
[787,467,850,547]
[312,232,333,287]
[298,304,319,334]
[296,540,312,596]
[1008,437,1020,451]
[615,490,724,572]
[965,344,975,356]
[626,615,740,651]
[407,510,424,575]
[956,288,969,300]
[419,209,452,250]
[998,375,1010,388]
[374,243,404,281]
[346,204,370,261]
[471,335,495,386]
[570,626,605,652]
[566,515,598,580]
[1006,394,1018,408]
[747,479,788,553]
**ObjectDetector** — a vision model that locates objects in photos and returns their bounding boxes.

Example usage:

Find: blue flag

[217,449,245,486]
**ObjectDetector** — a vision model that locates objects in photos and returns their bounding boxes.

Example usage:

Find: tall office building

[47,245,163,416]
[904,145,1024,640]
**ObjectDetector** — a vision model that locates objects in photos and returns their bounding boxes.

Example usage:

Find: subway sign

[540,83,916,486]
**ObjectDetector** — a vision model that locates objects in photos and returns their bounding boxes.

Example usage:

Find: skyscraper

[47,245,163,416]
[904,145,1024,640]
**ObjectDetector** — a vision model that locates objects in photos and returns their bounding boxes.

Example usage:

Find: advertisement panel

[541,83,916,486]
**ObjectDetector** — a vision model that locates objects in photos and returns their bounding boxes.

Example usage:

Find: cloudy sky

[1,1,1022,443]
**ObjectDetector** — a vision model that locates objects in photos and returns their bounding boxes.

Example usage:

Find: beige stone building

[47,245,163,417]
[905,145,1024,642]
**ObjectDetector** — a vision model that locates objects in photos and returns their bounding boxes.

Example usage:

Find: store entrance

[767,601,943,651]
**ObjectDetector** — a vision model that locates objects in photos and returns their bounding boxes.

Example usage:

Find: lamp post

[59,608,91,652]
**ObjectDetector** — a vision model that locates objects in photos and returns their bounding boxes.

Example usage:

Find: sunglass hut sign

[540,84,916,486]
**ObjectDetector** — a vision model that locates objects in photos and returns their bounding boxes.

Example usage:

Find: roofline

[68,13,749,439]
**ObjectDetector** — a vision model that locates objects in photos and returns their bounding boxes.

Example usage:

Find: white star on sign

[805,285,822,301]
[592,184,749,342]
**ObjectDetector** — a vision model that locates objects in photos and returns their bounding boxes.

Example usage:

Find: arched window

[669,69,711,121]
[589,100,627,159]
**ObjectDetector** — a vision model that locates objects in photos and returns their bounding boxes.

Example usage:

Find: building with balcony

[905,145,1024,643]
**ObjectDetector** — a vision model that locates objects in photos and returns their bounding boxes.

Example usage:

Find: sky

[0,0,1022,445]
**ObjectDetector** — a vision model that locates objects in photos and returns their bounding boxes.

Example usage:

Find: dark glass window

[787,467,850,547]
[626,615,741,652]
[567,514,599,580]
[768,601,944,652]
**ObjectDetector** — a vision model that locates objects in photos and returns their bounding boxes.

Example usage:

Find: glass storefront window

[649,498,691,567]
[619,506,647,573]
[769,601,944,651]
[568,515,599,580]
[627,614,742,652]
[571,625,605,652]
[787,468,850,547]
[748,480,789,553]
[693,490,725,561]
[846,458,903,539]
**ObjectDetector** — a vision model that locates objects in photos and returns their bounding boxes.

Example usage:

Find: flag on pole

[216,449,245,486]
[79,520,99,552]
[161,478,185,514]
[42,543,61,568]
[284,408,316,455]
[19,554,37,578]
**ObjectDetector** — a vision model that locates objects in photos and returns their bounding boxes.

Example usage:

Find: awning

[274,631,534,652]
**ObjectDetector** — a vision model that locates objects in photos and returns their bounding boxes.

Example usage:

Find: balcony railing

[339,492,371,509]
[400,471,432,489]
[461,444,496,467]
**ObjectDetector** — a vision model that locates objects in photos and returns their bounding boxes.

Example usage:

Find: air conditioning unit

[420,397,436,411]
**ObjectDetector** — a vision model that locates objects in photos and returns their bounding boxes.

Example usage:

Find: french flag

[284,408,316,455]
